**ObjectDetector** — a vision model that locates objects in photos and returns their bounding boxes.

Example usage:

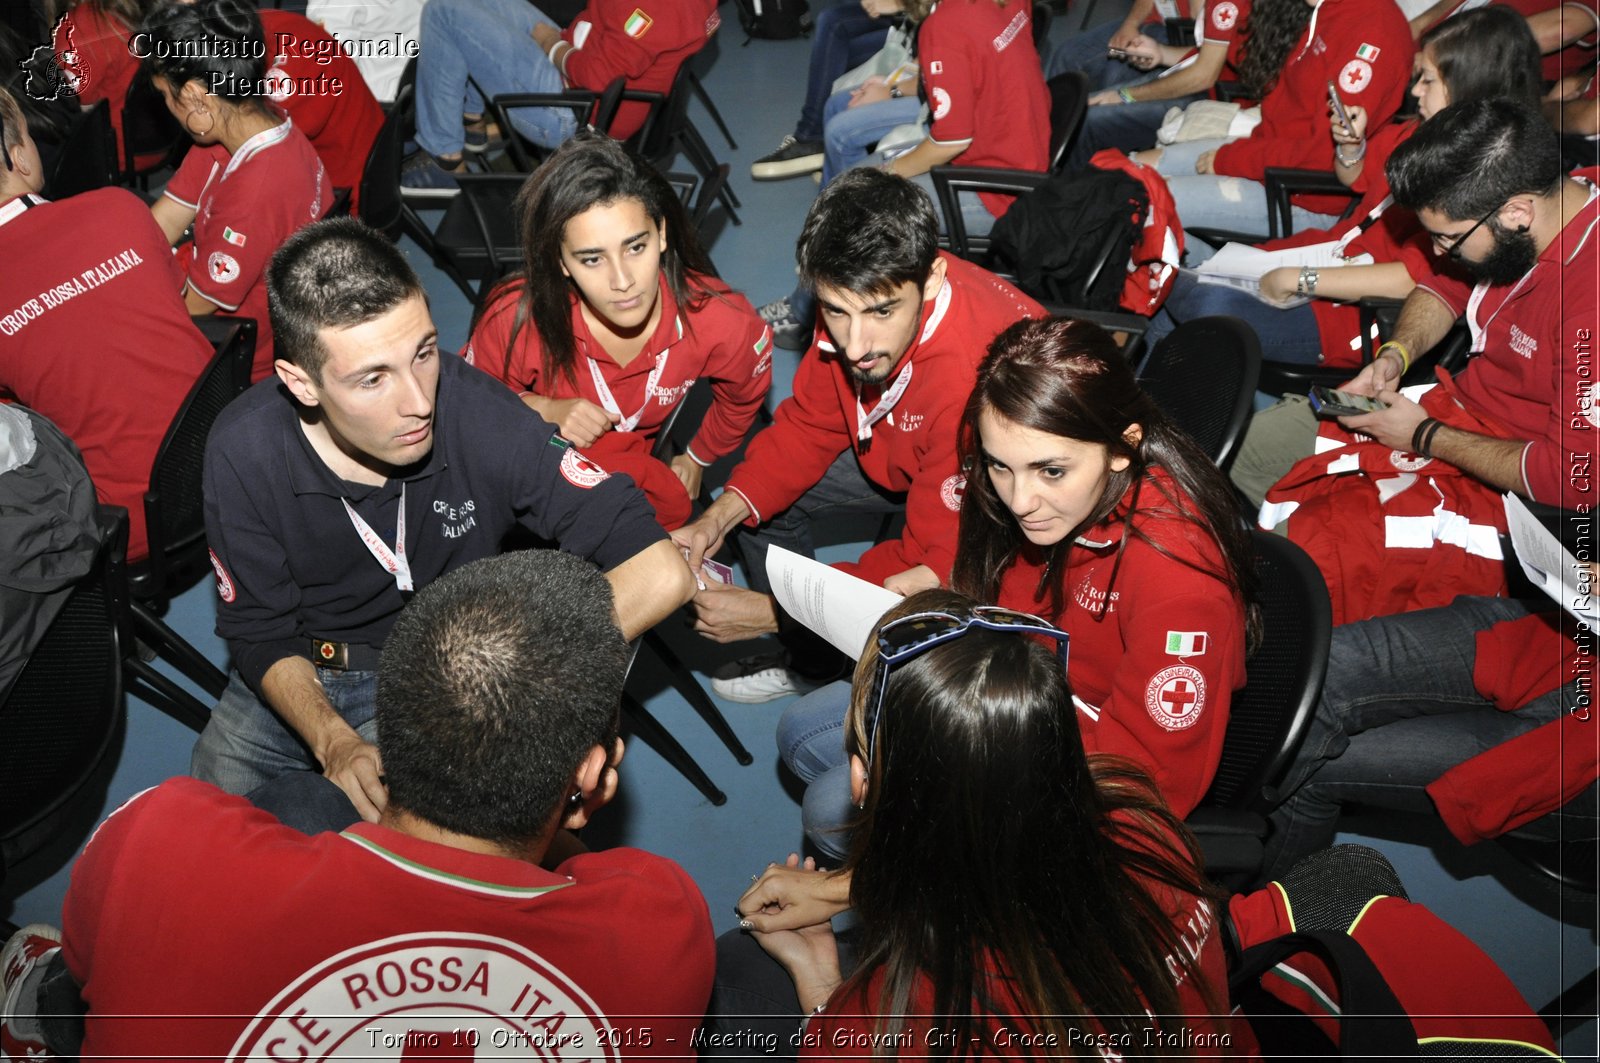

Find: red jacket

[560,0,721,140]
[463,273,771,529]
[997,471,1247,817]
[1261,376,1514,625]
[1213,0,1413,210]
[1090,149,1185,315]
[1425,611,1598,844]
[1229,883,1559,1054]
[260,11,385,213]
[727,253,1041,586]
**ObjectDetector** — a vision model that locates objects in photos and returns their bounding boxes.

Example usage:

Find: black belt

[306,638,383,672]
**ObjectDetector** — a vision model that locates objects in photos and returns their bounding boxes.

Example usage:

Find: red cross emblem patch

[1145,664,1206,731]
[1339,58,1372,94]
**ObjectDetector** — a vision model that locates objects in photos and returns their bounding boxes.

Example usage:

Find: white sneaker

[2,924,62,1060]
[711,655,822,704]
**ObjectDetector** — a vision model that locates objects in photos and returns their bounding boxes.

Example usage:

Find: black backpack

[730,0,810,40]
[987,168,1147,311]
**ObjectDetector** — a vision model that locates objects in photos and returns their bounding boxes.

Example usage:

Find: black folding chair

[1186,532,1332,888]
[45,98,117,199]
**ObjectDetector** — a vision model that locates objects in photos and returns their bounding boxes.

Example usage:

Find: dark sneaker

[759,297,809,351]
[463,116,499,154]
[751,135,825,180]
[400,151,461,198]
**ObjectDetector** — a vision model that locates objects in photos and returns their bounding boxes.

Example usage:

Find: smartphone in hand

[1309,384,1388,418]
[1327,79,1355,138]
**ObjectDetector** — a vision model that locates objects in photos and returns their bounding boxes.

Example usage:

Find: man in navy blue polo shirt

[195,218,695,821]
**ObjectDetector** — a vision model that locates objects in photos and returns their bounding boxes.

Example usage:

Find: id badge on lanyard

[343,482,413,592]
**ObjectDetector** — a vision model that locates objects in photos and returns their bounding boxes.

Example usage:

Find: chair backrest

[1045,71,1089,174]
[1032,3,1054,50]
[1198,531,1331,811]
[452,172,533,301]
[1137,315,1261,470]
[661,170,699,208]
[625,63,695,162]
[45,98,117,199]
[488,88,598,171]
[1,507,126,873]
[139,318,257,599]
[359,82,414,239]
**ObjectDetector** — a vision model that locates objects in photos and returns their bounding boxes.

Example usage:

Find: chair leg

[621,693,727,805]
[688,70,738,150]
[642,630,753,765]
[682,123,743,212]
[125,657,213,732]
[1540,967,1599,1041]
[130,599,227,698]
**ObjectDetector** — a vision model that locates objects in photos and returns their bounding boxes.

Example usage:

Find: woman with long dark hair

[717,589,1235,1056]
[1136,0,1415,258]
[1143,5,1544,364]
[465,131,771,529]
[143,0,331,378]
[778,317,1253,859]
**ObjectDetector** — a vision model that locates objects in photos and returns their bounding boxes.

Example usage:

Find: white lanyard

[1334,194,1394,254]
[585,315,680,433]
[343,482,413,592]
[856,360,915,442]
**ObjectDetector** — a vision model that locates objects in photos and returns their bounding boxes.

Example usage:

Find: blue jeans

[1154,138,1338,265]
[737,452,904,678]
[415,0,576,157]
[1145,270,1324,364]
[1045,18,1171,88]
[1263,596,1600,881]
[796,2,895,141]
[1064,92,1202,173]
[190,668,379,796]
[776,679,855,859]
[821,89,922,183]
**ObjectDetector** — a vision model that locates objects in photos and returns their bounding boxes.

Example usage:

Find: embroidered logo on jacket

[1145,665,1206,731]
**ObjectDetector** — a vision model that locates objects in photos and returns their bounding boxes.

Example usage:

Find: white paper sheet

[1504,493,1598,626]
[766,546,903,660]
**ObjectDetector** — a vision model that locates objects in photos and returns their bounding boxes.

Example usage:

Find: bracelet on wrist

[1297,266,1319,296]
[1335,139,1367,165]
[1117,86,1136,104]
[1410,417,1443,457]
[1376,339,1412,374]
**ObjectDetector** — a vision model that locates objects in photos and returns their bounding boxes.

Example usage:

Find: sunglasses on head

[862,606,1071,773]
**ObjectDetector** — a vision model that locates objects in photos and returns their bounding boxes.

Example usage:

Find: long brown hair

[483,130,721,388]
[836,590,1227,1056]
[951,318,1257,642]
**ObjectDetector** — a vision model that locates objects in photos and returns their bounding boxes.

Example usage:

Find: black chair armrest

[928,165,1048,260]
[488,91,598,171]
[1165,16,1197,46]
[1186,225,1270,251]
[1263,167,1357,238]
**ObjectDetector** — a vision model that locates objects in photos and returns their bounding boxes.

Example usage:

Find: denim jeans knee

[190,669,378,795]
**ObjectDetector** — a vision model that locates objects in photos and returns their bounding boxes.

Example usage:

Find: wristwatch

[889,84,903,99]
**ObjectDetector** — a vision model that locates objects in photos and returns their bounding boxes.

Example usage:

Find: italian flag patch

[624,8,652,38]
[1165,631,1209,656]
[1355,43,1380,61]
[223,226,247,247]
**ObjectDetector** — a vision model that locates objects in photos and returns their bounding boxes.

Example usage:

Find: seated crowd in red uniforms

[1,0,1593,1054]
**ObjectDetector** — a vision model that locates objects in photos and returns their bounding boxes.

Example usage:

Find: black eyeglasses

[862,606,1071,773]
[1433,202,1502,260]
[0,106,10,172]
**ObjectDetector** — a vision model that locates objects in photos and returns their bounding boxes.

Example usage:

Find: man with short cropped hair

[0,550,715,1059]
[193,217,694,819]
[673,169,1042,701]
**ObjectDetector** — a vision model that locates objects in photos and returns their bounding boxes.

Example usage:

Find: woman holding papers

[777,319,1252,857]
[721,589,1235,1054]
[1144,6,1543,364]
[464,132,772,529]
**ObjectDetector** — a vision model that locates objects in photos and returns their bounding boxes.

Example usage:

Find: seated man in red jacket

[1234,97,1598,622]
[0,550,714,1059]
[402,0,720,196]
[672,169,1043,702]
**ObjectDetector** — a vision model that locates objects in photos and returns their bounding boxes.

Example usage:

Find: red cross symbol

[1161,679,1197,717]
